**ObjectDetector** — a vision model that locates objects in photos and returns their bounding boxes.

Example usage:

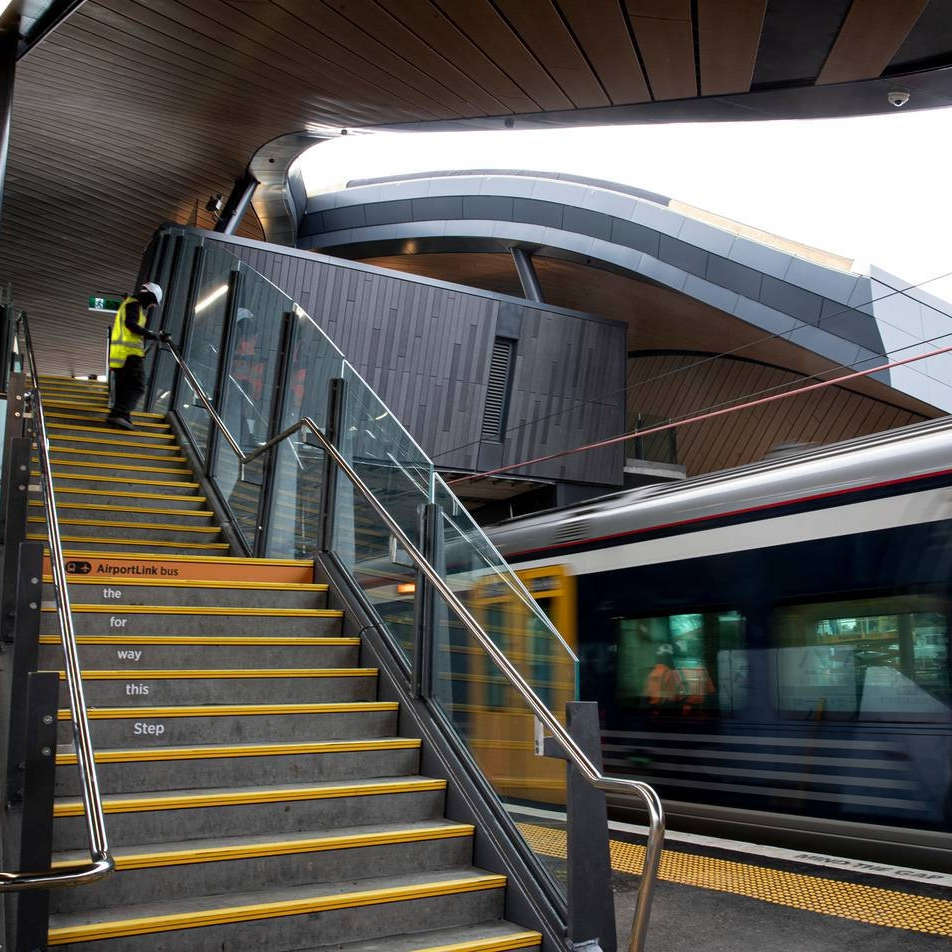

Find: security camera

[888,89,910,108]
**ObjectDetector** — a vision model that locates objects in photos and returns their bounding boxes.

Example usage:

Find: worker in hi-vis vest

[108,282,168,429]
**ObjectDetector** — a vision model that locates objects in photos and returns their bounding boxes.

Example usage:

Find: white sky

[299,105,952,300]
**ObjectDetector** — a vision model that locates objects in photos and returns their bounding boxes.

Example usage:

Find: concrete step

[38,634,358,669]
[52,777,448,850]
[45,867,503,951]
[43,577,329,608]
[58,702,400,749]
[53,552,315,584]
[41,605,345,636]
[32,534,230,555]
[41,397,164,421]
[45,409,171,432]
[49,820,472,913]
[44,444,188,467]
[54,737,421,797]
[48,486,208,509]
[31,500,216,526]
[49,433,184,456]
[56,667,378,707]
[46,421,177,445]
[304,921,541,952]
[41,472,200,494]
[30,515,222,543]
[37,456,194,478]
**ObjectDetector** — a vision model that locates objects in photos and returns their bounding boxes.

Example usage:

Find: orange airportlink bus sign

[44,554,313,584]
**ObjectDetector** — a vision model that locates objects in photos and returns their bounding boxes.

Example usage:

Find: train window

[615,611,747,716]
[772,594,950,721]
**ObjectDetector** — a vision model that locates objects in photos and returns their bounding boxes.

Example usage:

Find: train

[482,416,952,871]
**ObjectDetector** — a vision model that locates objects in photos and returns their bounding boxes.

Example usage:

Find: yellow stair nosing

[30,501,214,518]
[51,822,473,870]
[43,576,326,592]
[46,446,187,462]
[35,460,193,475]
[49,434,183,451]
[40,635,357,646]
[43,604,341,617]
[51,489,206,503]
[46,422,176,440]
[32,535,229,551]
[59,667,377,681]
[42,399,164,419]
[45,873,503,945]
[29,517,220,534]
[55,551,311,566]
[58,701,399,720]
[38,471,199,488]
[56,737,423,766]
[45,411,170,431]
[53,777,448,817]
[413,933,543,952]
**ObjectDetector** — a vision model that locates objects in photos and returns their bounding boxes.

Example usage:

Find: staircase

[31,375,542,951]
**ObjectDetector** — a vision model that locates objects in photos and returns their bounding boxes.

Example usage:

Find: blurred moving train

[484,417,952,871]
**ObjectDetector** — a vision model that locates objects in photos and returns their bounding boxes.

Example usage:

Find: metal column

[0,7,19,230]
[214,172,259,236]
[510,247,543,303]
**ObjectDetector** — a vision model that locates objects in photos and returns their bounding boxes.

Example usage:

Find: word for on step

[110,616,127,627]
[126,683,150,696]
[133,722,165,736]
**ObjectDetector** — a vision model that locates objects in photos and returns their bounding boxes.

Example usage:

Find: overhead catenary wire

[448,337,952,486]
[434,266,952,465]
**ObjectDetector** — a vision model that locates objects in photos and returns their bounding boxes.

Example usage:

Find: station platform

[517,820,952,950]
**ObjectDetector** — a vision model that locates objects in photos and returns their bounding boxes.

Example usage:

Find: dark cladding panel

[213,233,626,487]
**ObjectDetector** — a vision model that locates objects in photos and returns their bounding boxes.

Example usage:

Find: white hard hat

[139,282,163,305]
[236,307,253,322]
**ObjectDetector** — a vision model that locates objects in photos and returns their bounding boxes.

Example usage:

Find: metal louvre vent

[553,520,591,543]
[481,337,515,441]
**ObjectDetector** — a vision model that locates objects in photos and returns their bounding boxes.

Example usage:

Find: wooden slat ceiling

[1,0,950,375]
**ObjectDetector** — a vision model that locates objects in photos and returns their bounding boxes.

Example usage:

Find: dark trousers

[112,355,145,418]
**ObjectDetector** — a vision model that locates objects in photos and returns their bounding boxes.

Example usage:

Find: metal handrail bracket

[1,313,114,891]
[163,340,664,951]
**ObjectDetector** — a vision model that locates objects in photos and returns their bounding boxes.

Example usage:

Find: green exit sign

[88,295,123,313]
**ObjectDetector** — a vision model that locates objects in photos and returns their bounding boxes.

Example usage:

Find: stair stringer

[316,551,570,952]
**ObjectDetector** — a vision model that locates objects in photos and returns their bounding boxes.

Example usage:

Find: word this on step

[126,683,150,696]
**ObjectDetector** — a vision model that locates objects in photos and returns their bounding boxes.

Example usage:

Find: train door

[467,565,577,805]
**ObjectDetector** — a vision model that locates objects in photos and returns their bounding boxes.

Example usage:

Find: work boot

[112,415,134,431]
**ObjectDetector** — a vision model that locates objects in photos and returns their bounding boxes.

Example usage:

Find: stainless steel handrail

[1,313,114,891]
[166,340,664,951]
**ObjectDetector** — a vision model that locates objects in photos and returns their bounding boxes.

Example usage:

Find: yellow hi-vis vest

[109,296,146,369]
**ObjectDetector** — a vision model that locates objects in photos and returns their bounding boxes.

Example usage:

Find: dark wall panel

[198,231,626,487]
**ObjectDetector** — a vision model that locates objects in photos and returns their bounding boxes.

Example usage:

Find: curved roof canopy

[3,0,952,373]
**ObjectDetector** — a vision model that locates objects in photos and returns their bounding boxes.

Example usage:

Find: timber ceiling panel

[2,0,952,375]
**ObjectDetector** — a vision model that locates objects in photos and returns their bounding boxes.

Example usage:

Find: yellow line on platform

[42,604,340,616]
[517,824,952,937]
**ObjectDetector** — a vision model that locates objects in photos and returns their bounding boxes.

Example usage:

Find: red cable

[449,342,952,486]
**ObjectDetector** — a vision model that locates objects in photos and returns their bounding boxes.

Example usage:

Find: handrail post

[1,436,32,644]
[542,702,617,952]
[319,377,345,554]
[0,369,26,534]
[411,502,443,699]
[5,541,44,803]
[13,670,59,951]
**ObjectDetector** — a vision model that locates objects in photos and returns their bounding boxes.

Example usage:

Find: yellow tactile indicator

[518,824,952,938]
